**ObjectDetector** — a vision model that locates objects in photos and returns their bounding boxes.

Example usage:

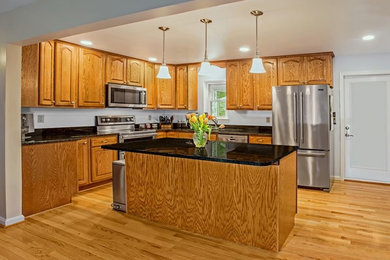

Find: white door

[344,75,390,183]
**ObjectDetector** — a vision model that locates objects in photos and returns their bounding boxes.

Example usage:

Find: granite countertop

[22,127,117,145]
[102,138,296,166]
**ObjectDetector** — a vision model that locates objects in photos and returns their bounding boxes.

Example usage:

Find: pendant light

[156,26,171,79]
[198,18,212,76]
[249,10,266,74]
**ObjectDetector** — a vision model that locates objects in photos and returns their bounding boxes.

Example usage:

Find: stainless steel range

[96,115,157,159]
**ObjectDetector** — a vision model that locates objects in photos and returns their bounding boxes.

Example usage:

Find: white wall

[333,52,390,178]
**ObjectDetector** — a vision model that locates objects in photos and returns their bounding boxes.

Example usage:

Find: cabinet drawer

[249,135,272,144]
[156,132,167,139]
[178,132,194,139]
[209,134,218,141]
[167,131,179,138]
[91,135,118,147]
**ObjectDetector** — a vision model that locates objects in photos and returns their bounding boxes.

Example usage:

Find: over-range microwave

[106,83,147,108]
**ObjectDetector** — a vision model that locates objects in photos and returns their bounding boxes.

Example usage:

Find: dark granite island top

[102,138,297,166]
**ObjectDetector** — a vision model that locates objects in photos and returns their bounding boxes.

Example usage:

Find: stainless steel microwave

[106,84,147,108]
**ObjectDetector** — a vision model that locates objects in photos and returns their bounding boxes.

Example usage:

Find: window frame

[205,81,228,120]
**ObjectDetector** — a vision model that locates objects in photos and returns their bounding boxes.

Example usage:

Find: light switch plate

[37,114,44,123]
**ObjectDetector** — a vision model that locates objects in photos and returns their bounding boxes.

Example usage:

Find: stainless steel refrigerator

[272,85,334,190]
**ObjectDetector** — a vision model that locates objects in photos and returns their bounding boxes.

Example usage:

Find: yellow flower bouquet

[186,113,225,148]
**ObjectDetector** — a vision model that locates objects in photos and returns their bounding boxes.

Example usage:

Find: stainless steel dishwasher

[112,160,126,212]
[218,134,248,143]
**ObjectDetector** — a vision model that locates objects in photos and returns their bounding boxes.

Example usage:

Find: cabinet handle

[257,139,264,142]
[103,140,108,143]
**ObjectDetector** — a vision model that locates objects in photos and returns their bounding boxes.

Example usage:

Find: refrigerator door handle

[300,92,304,144]
[298,150,327,157]
[293,92,298,142]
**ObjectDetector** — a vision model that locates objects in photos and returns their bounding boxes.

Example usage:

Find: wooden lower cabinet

[78,135,118,188]
[91,147,118,182]
[163,131,217,141]
[156,132,167,139]
[167,131,179,138]
[178,132,193,139]
[249,135,272,145]
[22,141,78,216]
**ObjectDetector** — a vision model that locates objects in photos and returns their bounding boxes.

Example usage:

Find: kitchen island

[103,139,297,251]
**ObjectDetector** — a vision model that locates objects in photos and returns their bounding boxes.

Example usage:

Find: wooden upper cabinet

[254,58,278,110]
[78,48,106,108]
[22,44,39,107]
[155,64,176,109]
[239,60,254,109]
[106,55,127,84]
[176,65,188,109]
[54,42,78,107]
[187,64,199,111]
[304,54,333,86]
[278,56,304,86]
[144,62,156,109]
[127,59,144,86]
[77,138,90,186]
[226,61,240,109]
[39,41,55,106]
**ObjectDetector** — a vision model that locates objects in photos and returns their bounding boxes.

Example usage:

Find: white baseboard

[0,215,25,227]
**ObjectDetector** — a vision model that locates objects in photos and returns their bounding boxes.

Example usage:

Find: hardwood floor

[1,181,390,259]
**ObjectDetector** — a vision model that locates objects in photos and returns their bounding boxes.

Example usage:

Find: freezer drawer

[112,160,126,212]
[298,150,330,190]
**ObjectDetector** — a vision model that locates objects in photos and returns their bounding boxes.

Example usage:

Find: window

[209,83,227,119]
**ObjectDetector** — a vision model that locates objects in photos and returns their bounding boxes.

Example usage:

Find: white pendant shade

[198,61,211,76]
[156,65,171,79]
[250,57,266,74]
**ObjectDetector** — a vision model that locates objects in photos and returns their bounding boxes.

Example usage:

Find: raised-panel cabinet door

[78,48,106,107]
[39,41,54,106]
[54,42,78,107]
[176,65,188,109]
[127,59,145,86]
[278,56,304,86]
[77,139,90,186]
[187,64,199,111]
[239,60,254,110]
[304,54,332,86]
[156,64,176,109]
[106,55,126,84]
[226,61,240,110]
[144,62,156,109]
[254,58,278,110]
[91,147,117,183]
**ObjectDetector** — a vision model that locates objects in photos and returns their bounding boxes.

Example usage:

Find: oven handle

[120,133,157,141]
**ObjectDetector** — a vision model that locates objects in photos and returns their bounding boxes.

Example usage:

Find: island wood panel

[278,151,297,250]
[125,152,297,251]
[22,141,78,216]
[22,44,39,107]
[54,41,78,107]
[38,41,55,106]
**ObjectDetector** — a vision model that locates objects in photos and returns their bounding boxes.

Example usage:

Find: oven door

[118,133,157,159]
[107,84,147,108]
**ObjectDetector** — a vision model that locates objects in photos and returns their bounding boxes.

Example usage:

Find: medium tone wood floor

[1,181,390,259]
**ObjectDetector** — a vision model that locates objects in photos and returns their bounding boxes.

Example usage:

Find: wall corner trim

[0,215,25,227]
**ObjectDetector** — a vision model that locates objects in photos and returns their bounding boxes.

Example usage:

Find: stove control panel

[96,115,135,126]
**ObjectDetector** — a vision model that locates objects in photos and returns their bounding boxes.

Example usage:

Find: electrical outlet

[266,117,271,123]
[148,115,152,121]
[37,115,44,123]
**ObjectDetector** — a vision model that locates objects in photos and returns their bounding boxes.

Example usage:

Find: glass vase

[193,132,208,148]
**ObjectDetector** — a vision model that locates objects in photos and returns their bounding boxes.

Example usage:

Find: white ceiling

[0,0,37,14]
[61,0,390,64]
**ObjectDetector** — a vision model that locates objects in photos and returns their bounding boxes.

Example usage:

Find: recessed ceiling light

[148,57,157,62]
[80,40,93,46]
[362,35,375,41]
[239,46,250,52]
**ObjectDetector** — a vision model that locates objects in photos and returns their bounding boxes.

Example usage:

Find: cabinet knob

[52,100,56,104]
[103,140,108,143]
[258,139,264,142]
[83,141,87,145]
[256,105,260,109]
[71,101,75,105]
